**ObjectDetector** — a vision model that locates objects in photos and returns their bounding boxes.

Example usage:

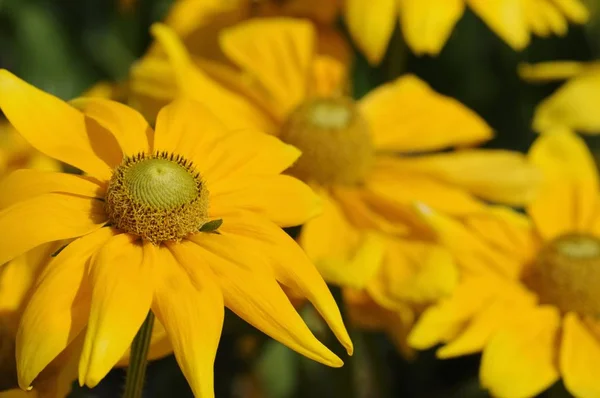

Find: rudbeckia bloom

[0,70,352,397]
[345,0,589,63]
[520,61,600,134]
[409,129,600,398]
[142,19,540,350]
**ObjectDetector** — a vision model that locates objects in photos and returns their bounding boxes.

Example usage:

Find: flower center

[105,152,210,244]
[279,96,374,186]
[526,233,600,317]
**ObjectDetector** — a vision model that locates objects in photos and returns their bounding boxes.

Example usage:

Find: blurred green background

[0,0,598,397]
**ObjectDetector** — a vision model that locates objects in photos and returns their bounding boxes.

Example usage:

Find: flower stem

[122,311,154,398]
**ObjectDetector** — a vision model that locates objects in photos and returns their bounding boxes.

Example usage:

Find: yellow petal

[367,239,458,309]
[414,204,525,278]
[391,150,541,206]
[468,0,529,50]
[16,228,116,389]
[368,158,486,216]
[552,0,590,23]
[437,287,536,358]
[70,98,153,155]
[149,24,275,132]
[519,61,592,82]
[522,0,560,37]
[173,240,343,367]
[0,194,106,266]
[196,129,301,185]
[153,245,224,398]
[480,306,560,398]
[360,75,492,152]
[299,188,362,265]
[210,175,320,228]
[344,0,396,65]
[202,211,353,355]
[560,313,600,398]
[408,276,501,350]
[527,129,598,239]
[220,18,314,117]
[331,187,410,235]
[309,55,348,98]
[0,69,119,180]
[79,234,152,387]
[398,0,465,55]
[0,169,104,209]
[532,69,600,133]
[153,98,227,167]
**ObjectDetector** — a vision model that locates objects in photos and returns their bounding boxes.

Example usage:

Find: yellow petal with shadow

[389,150,540,207]
[16,228,116,389]
[560,313,600,398]
[197,130,300,185]
[344,0,396,65]
[155,245,224,398]
[209,175,320,228]
[436,285,536,358]
[398,0,465,55]
[220,19,315,118]
[0,70,119,181]
[150,24,275,133]
[414,203,528,278]
[468,0,529,50]
[79,235,152,388]
[174,240,344,368]
[528,129,598,240]
[360,75,492,152]
[0,194,106,266]
[70,98,153,156]
[480,305,560,398]
[368,158,486,216]
[201,211,353,355]
[532,69,600,133]
[407,276,502,350]
[367,239,458,310]
[0,170,105,209]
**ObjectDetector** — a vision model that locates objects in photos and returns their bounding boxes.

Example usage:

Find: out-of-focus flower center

[526,233,600,316]
[280,96,374,186]
[105,152,210,244]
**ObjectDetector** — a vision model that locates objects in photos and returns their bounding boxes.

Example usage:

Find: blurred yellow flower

[146,19,540,350]
[409,129,600,398]
[520,60,600,134]
[0,70,351,397]
[345,0,589,64]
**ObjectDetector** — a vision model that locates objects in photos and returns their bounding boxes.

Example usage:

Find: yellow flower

[146,19,540,349]
[520,60,600,134]
[409,129,600,398]
[0,70,352,397]
[345,0,590,64]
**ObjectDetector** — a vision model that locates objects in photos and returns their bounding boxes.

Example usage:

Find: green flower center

[526,233,600,317]
[280,96,374,186]
[105,152,210,244]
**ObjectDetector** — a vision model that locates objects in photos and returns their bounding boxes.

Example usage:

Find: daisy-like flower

[0,70,352,397]
[345,0,589,64]
[140,19,540,351]
[520,60,600,133]
[409,129,600,398]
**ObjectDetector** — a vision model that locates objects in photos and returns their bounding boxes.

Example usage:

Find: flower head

[409,129,600,398]
[0,69,352,397]
[345,0,590,64]
[145,19,541,351]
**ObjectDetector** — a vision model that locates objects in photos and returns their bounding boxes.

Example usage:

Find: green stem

[122,311,154,398]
